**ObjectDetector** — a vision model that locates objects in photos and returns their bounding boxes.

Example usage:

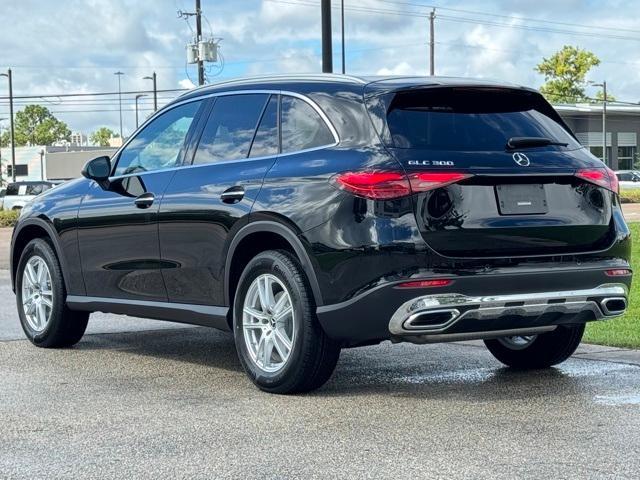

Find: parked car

[11,75,632,393]
[2,181,57,211]
[615,170,640,189]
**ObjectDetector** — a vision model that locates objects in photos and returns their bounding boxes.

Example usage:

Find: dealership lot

[1,298,640,478]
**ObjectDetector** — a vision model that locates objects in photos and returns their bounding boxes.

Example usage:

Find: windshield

[367,87,581,152]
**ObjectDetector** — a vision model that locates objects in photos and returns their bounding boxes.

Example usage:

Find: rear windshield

[367,88,581,151]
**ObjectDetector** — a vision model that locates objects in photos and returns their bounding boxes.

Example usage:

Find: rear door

[159,92,279,306]
[367,87,616,257]
[77,100,204,301]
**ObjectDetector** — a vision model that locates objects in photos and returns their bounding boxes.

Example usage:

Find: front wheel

[233,250,340,394]
[484,324,585,369]
[16,238,89,348]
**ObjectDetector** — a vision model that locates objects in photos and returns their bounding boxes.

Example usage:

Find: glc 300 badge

[408,160,455,166]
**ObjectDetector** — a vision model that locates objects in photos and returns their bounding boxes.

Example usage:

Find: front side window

[115,101,202,176]
[193,94,269,164]
[280,96,335,154]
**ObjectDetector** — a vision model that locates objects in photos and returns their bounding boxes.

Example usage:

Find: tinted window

[370,88,581,152]
[7,164,28,177]
[115,101,201,176]
[249,95,278,158]
[6,184,19,195]
[618,173,632,181]
[193,94,268,164]
[281,96,335,154]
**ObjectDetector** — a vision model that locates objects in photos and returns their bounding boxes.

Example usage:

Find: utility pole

[0,69,16,182]
[341,0,345,74]
[114,71,124,139]
[143,72,157,111]
[0,118,5,186]
[429,9,436,76]
[321,0,333,73]
[195,0,205,86]
[135,94,147,129]
[591,81,608,165]
[39,148,45,181]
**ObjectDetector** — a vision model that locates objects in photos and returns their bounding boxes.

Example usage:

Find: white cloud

[376,62,416,76]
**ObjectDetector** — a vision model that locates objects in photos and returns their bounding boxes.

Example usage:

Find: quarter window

[114,101,202,176]
[193,94,269,164]
[249,95,279,158]
[280,96,335,154]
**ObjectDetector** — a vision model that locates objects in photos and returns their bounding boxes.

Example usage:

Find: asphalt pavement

[1,227,640,478]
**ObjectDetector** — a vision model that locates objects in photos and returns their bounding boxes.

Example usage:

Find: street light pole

[0,117,5,186]
[143,72,158,111]
[135,94,147,129]
[39,148,45,181]
[321,0,333,73]
[0,69,16,182]
[114,71,124,139]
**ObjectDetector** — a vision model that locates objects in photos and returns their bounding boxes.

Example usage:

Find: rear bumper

[316,268,631,346]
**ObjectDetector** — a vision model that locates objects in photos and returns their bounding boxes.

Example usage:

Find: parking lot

[1,228,640,478]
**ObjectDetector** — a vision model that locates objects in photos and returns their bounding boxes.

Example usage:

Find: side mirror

[82,156,111,189]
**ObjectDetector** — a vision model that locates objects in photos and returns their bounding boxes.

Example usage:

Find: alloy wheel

[242,274,295,373]
[21,255,53,332]
[497,335,537,350]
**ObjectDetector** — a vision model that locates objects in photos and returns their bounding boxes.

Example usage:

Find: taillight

[605,269,632,277]
[575,167,619,193]
[333,171,472,200]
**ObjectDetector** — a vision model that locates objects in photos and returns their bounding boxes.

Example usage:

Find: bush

[0,209,20,228]
[619,189,640,204]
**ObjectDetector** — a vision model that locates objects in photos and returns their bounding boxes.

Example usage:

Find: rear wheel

[233,250,340,394]
[16,238,89,348]
[484,324,585,369]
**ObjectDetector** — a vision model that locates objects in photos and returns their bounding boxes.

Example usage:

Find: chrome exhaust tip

[402,308,460,332]
[600,297,627,316]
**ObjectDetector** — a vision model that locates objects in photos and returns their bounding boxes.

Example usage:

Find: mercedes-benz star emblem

[512,152,530,166]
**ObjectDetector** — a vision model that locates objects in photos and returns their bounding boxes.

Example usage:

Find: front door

[77,99,205,301]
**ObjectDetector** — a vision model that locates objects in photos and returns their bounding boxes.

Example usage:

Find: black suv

[11,75,632,393]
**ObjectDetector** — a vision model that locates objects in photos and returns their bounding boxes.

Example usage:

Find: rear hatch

[365,86,617,258]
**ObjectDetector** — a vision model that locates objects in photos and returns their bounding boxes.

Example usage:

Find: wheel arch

[11,218,71,293]
[224,220,324,313]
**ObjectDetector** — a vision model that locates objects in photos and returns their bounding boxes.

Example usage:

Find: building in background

[556,104,640,170]
[0,145,117,184]
[70,131,88,146]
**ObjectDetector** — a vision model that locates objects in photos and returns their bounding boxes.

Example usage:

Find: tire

[233,250,341,394]
[484,324,585,369]
[16,238,89,348]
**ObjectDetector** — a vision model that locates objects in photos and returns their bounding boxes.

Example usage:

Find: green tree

[535,45,601,103]
[90,127,117,147]
[0,129,9,148]
[14,105,70,146]
[594,89,616,103]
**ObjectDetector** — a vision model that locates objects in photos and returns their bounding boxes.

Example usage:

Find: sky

[1,0,639,139]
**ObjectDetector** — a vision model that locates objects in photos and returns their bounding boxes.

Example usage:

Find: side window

[280,96,335,154]
[193,94,269,164]
[6,184,19,196]
[26,184,44,195]
[114,101,202,176]
[249,95,279,158]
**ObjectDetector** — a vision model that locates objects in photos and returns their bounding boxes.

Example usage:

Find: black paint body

[11,76,632,345]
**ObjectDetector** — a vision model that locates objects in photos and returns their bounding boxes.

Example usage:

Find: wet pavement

[1,326,640,479]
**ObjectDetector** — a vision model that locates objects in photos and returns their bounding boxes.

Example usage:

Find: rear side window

[6,184,19,195]
[368,88,581,152]
[193,94,269,164]
[280,96,335,154]
[26,184,44,195]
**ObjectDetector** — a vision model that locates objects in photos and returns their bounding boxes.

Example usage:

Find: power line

[0,88,186,101]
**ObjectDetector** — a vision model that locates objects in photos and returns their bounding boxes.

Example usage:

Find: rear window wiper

[506,137,568,150]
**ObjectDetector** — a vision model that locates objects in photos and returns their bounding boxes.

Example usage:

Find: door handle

[134,192,155,209]
[221,186,245,204]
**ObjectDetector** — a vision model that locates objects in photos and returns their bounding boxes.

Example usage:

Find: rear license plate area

[495,184,548,215]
